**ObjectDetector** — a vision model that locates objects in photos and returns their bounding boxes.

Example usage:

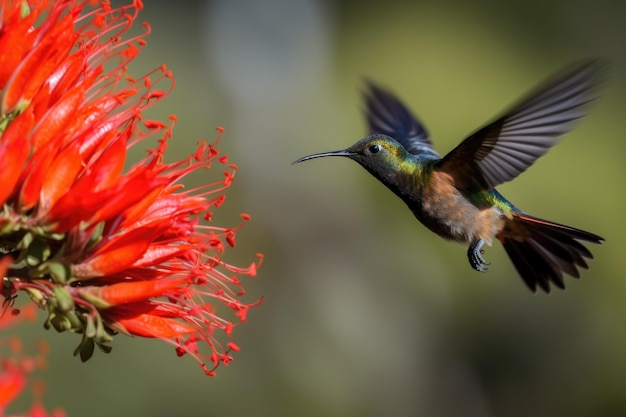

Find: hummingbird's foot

[468,239,491,272]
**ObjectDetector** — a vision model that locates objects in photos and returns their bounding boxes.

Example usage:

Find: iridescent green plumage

[294,60,606,293]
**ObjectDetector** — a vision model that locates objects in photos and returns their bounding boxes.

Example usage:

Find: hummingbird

[293,60,605,293]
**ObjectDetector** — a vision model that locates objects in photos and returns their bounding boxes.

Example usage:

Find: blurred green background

[7,0,626,416]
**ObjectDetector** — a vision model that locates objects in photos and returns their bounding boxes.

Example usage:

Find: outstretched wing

[436,59,606,191]
[364,81,439,158]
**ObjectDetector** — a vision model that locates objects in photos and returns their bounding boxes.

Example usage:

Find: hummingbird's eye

[368,144,381,154]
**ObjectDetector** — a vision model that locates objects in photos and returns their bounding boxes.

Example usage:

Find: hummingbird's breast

[407,171,506,244]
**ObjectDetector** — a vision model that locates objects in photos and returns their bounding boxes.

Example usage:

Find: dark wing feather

[436,59,606,190]
[363,81,439,158]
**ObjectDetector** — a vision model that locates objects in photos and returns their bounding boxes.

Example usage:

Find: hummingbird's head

[293,134,412,183]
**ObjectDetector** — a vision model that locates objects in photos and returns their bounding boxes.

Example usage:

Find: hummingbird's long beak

[292,150,355,165]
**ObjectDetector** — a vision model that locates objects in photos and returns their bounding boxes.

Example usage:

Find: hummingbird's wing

[436,59,605,191]
[364,81,440,158]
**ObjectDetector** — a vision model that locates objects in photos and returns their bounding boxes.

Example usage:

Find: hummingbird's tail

[499,214,603,292]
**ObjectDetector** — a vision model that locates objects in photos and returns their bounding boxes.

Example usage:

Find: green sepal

[74,336,95,362]
[44,291,82,332]
[53,285,74,312]
[35,261,71,284]
[85,314,97,338]
[83,221,105,253]
[16,232,34,251]
[19,1,31,18]
[94,313,113,343]
[24,287,46,307]
[72,314,113,362]
[46,312,74,332]
[96,342,113,354]
[76,288,112,310]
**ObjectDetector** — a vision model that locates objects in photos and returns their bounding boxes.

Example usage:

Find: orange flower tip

[235,308,249,322]
[168,114,178,122]
[215,126,225,133]
[143,120,166,129]
[246,262,258,277]
[201,365,217,377]
[228,163,239,170]
[220,354,233,366]
[240,213,251,221]
[169,184,185,192]
[219,155,228,164]
[214,194,226,207]
[146,91,165,100]
[124,45,139,59]
[93,15,105,28]
[227,342,240,352]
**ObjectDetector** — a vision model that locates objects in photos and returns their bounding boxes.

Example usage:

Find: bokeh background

[7,0,626,416]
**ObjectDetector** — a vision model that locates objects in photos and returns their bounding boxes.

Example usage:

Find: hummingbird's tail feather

[499,214,603,293]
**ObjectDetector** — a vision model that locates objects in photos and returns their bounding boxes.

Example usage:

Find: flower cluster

[0,0,262,376]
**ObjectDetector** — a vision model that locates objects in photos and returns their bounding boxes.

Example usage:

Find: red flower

[0,0,262,376]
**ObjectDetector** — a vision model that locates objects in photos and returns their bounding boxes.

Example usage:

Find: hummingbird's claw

[478,248,491,265]
[468,240,490,272]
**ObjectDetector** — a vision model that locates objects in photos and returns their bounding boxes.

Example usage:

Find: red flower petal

[73,226,158,277]
[114,314,196,339]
